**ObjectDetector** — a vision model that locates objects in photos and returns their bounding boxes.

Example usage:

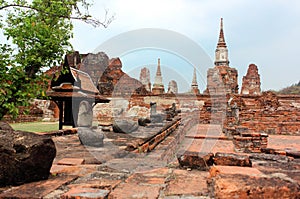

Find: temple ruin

[1,18,300,198]
[205,18,238,95]
[241,63,261,95]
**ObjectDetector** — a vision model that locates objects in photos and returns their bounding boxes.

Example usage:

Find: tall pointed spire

[191,67,200,94]
[215,18,230,66]
[152,58,165,94]
[217,18,227,48]
[156,58,162,76]
[191,67,198,87]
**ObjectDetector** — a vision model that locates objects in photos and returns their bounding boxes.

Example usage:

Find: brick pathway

[1,123,300,198]
[179,124,235,154]
[268,134,300,151]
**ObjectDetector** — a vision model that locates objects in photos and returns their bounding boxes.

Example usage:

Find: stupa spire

[191,67,200,94]
[191,67,198,87]
[156,58,162,76]
[152,58,165,94]
[214,18,230,66]
[217,18,227,48]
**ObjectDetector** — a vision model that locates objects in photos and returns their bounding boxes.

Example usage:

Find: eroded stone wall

[224,92,300,135]
[93,93,300,135]
[205,66,238,95]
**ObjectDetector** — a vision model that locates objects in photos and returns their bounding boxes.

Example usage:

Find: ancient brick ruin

[205,18,238,95]
[139,67,151,92]
[167,80,178,94]
[241,63,261,95]
[205,66,238,95]
[4,18,299,137]
[1,18,300,199]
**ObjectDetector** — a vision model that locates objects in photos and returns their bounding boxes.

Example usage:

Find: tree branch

[0,3,114,28]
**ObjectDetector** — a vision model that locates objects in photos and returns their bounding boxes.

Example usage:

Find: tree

[0,0,114,120]
[276,81,300,95]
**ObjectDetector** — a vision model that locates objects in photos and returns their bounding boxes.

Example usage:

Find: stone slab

[67,179,122,190]
[108,182,162,199]
[50,164,97,177]
[165,169,209,196]
[209,166,263,177]
[213,152,252,167]
[57,158,85,166]
[208,173,300,199]
[0,175,77,199]
[61,188,109,199]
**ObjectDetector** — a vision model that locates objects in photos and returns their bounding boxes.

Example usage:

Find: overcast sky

[70,0,300,92]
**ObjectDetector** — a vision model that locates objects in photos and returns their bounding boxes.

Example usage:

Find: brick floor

[179,124,235,154]
[68,179,121,190]
[50,164,98,177]
[209,165,263,177]
[165,169,209,196]
[0,175,77,198]
[2,122,300,198]
[61,188,110,199]
[108,182,162,199]
[268,135,300,151]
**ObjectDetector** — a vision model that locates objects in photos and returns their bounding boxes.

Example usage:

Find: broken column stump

[177,151,214,170]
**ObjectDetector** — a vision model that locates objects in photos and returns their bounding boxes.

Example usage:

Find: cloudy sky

[70,0,300,92]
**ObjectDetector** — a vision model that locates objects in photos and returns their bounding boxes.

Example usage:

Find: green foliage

[4,0,74,76]
[276,81,300,95]
[0,0,113,120]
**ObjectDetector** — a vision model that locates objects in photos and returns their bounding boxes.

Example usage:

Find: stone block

[0,121,13,131]
[208,173,300,199]
[165,169,209,196]
[177,151,214,170]
[150,114,164,123]
[213,152,252,167]
[57,158,85,166]
[138,117,151,126]
[286,150,300,159]
[0,130,56,187]
[209,166,263,177]
[112,119,139,133]
[78,127,104,147]
[108,182,162,199]
[61,188,109,199]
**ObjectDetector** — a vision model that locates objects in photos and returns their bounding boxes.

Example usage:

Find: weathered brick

[177,151,214,170]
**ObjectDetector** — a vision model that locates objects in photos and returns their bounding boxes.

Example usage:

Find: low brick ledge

[132,118,181,153]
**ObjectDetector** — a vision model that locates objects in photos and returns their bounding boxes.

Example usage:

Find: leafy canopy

[0,0,113,119]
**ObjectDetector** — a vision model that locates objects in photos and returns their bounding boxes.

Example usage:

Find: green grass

[10,122,62,133]
[9,121,98,133]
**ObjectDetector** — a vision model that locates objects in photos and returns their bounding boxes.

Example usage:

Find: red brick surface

[0,175,77,198]
[57,158,85,166]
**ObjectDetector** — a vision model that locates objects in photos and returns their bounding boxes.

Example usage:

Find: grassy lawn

[10,122,62,133]
[9,121,98,133]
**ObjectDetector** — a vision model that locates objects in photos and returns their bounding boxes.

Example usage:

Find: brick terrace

[1,117,300,198]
